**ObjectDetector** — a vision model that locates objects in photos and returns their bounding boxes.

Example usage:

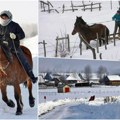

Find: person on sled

[0,10,37,83]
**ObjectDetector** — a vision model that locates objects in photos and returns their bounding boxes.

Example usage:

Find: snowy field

[39,1,120,119]
[39,1,120,60]
[39,86,120,119]
[0,84,37,119]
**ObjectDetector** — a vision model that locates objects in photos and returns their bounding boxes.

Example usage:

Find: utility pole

[39,40,47,57]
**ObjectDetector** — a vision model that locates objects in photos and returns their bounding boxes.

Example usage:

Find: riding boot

[13,48,37,83]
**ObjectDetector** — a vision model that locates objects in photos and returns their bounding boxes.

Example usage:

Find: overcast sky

[0,0,38,24]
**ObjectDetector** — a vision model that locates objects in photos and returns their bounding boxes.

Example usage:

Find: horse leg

[14,84,23,115]
[27,79,35,107]
[1,85,15,107]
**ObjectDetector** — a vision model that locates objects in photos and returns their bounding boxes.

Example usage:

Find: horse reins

[11,38,29,76]
[0,26,10,72]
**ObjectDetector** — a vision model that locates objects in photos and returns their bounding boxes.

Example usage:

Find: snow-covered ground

[39,1,120,60]
[39,1,120,119]
[40,98,120,119]
[0,84,37,119]
[39,86,120,119]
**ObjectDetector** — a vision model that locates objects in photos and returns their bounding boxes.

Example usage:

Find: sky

[0,0,38,24]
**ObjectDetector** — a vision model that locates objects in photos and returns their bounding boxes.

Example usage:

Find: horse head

[72,16,87,35]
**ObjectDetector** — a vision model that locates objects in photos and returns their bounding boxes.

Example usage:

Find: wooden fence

[55,34,70,57]
[40,1,59,13]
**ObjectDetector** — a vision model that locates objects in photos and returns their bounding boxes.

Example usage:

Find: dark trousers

[13,47,36,80]
[113,22,120,45]
[113,22,120,35]
[1,41,36,81]
[1,43,13,63]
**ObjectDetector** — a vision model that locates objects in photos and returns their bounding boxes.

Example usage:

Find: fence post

[55,36,59,57]
[104,28,107,50]
[79,34,96,59]
[71,1,74,12]
[113,34,116,46]
[110,0,112,10]
[48,3,50,13]
[39,40,47,57]
[62,4,65,13]
[67,34,70,52]
[91,2,93,12]
[119,1,120,7]
[79,39,82,55]
[99,3,101,11]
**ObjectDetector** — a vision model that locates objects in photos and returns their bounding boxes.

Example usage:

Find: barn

[104,75,120,85]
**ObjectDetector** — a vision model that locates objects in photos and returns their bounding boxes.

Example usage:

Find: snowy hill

[39,1,120,60]
[39,1,120,119]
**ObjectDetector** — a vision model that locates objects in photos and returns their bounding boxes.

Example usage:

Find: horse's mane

[76,17,87,25]
[77,17,97,28]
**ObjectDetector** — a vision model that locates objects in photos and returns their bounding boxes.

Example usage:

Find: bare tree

[58,40,69,57]
[97,66,108,83]
[84,65,92,82]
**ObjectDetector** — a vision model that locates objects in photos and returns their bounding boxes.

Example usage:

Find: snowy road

[40,101,120,119]
[40,103,78,119]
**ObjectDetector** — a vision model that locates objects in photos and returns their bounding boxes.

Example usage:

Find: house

[65,73,83,86]
[81,73,100,84]
[103,75,120,85]
[57,84,70,93]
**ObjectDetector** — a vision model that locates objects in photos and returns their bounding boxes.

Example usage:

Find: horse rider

[112,8,120,40]
[0,10,37,83]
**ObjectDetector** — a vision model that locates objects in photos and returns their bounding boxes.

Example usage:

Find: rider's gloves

[10,33,16,40]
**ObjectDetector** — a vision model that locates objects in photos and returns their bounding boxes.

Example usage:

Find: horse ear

[80,16,82,18]
[76,16,78,19]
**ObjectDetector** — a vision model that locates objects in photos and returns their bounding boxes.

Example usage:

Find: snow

[39,1,120,60]
[107,75,120,81]
[0,84,37,119]
[66,73,81,80]
[39,86,120,119]
[39,1,120,119]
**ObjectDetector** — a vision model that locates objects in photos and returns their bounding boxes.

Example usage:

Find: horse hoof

[29,97,35,107]
[16,111,22,115]
[7,99,15,108]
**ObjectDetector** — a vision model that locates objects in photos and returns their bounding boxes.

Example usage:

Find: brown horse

[0,44,35,115]
[72,16,109,46]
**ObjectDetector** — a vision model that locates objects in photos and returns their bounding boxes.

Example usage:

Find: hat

[0,10,12,19]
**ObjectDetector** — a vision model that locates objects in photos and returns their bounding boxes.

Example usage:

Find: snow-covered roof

[66,73,81,80]
[107,75,120,81]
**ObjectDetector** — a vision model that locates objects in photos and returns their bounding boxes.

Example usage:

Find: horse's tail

[105,26,110,44]
[106,26,110,36]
